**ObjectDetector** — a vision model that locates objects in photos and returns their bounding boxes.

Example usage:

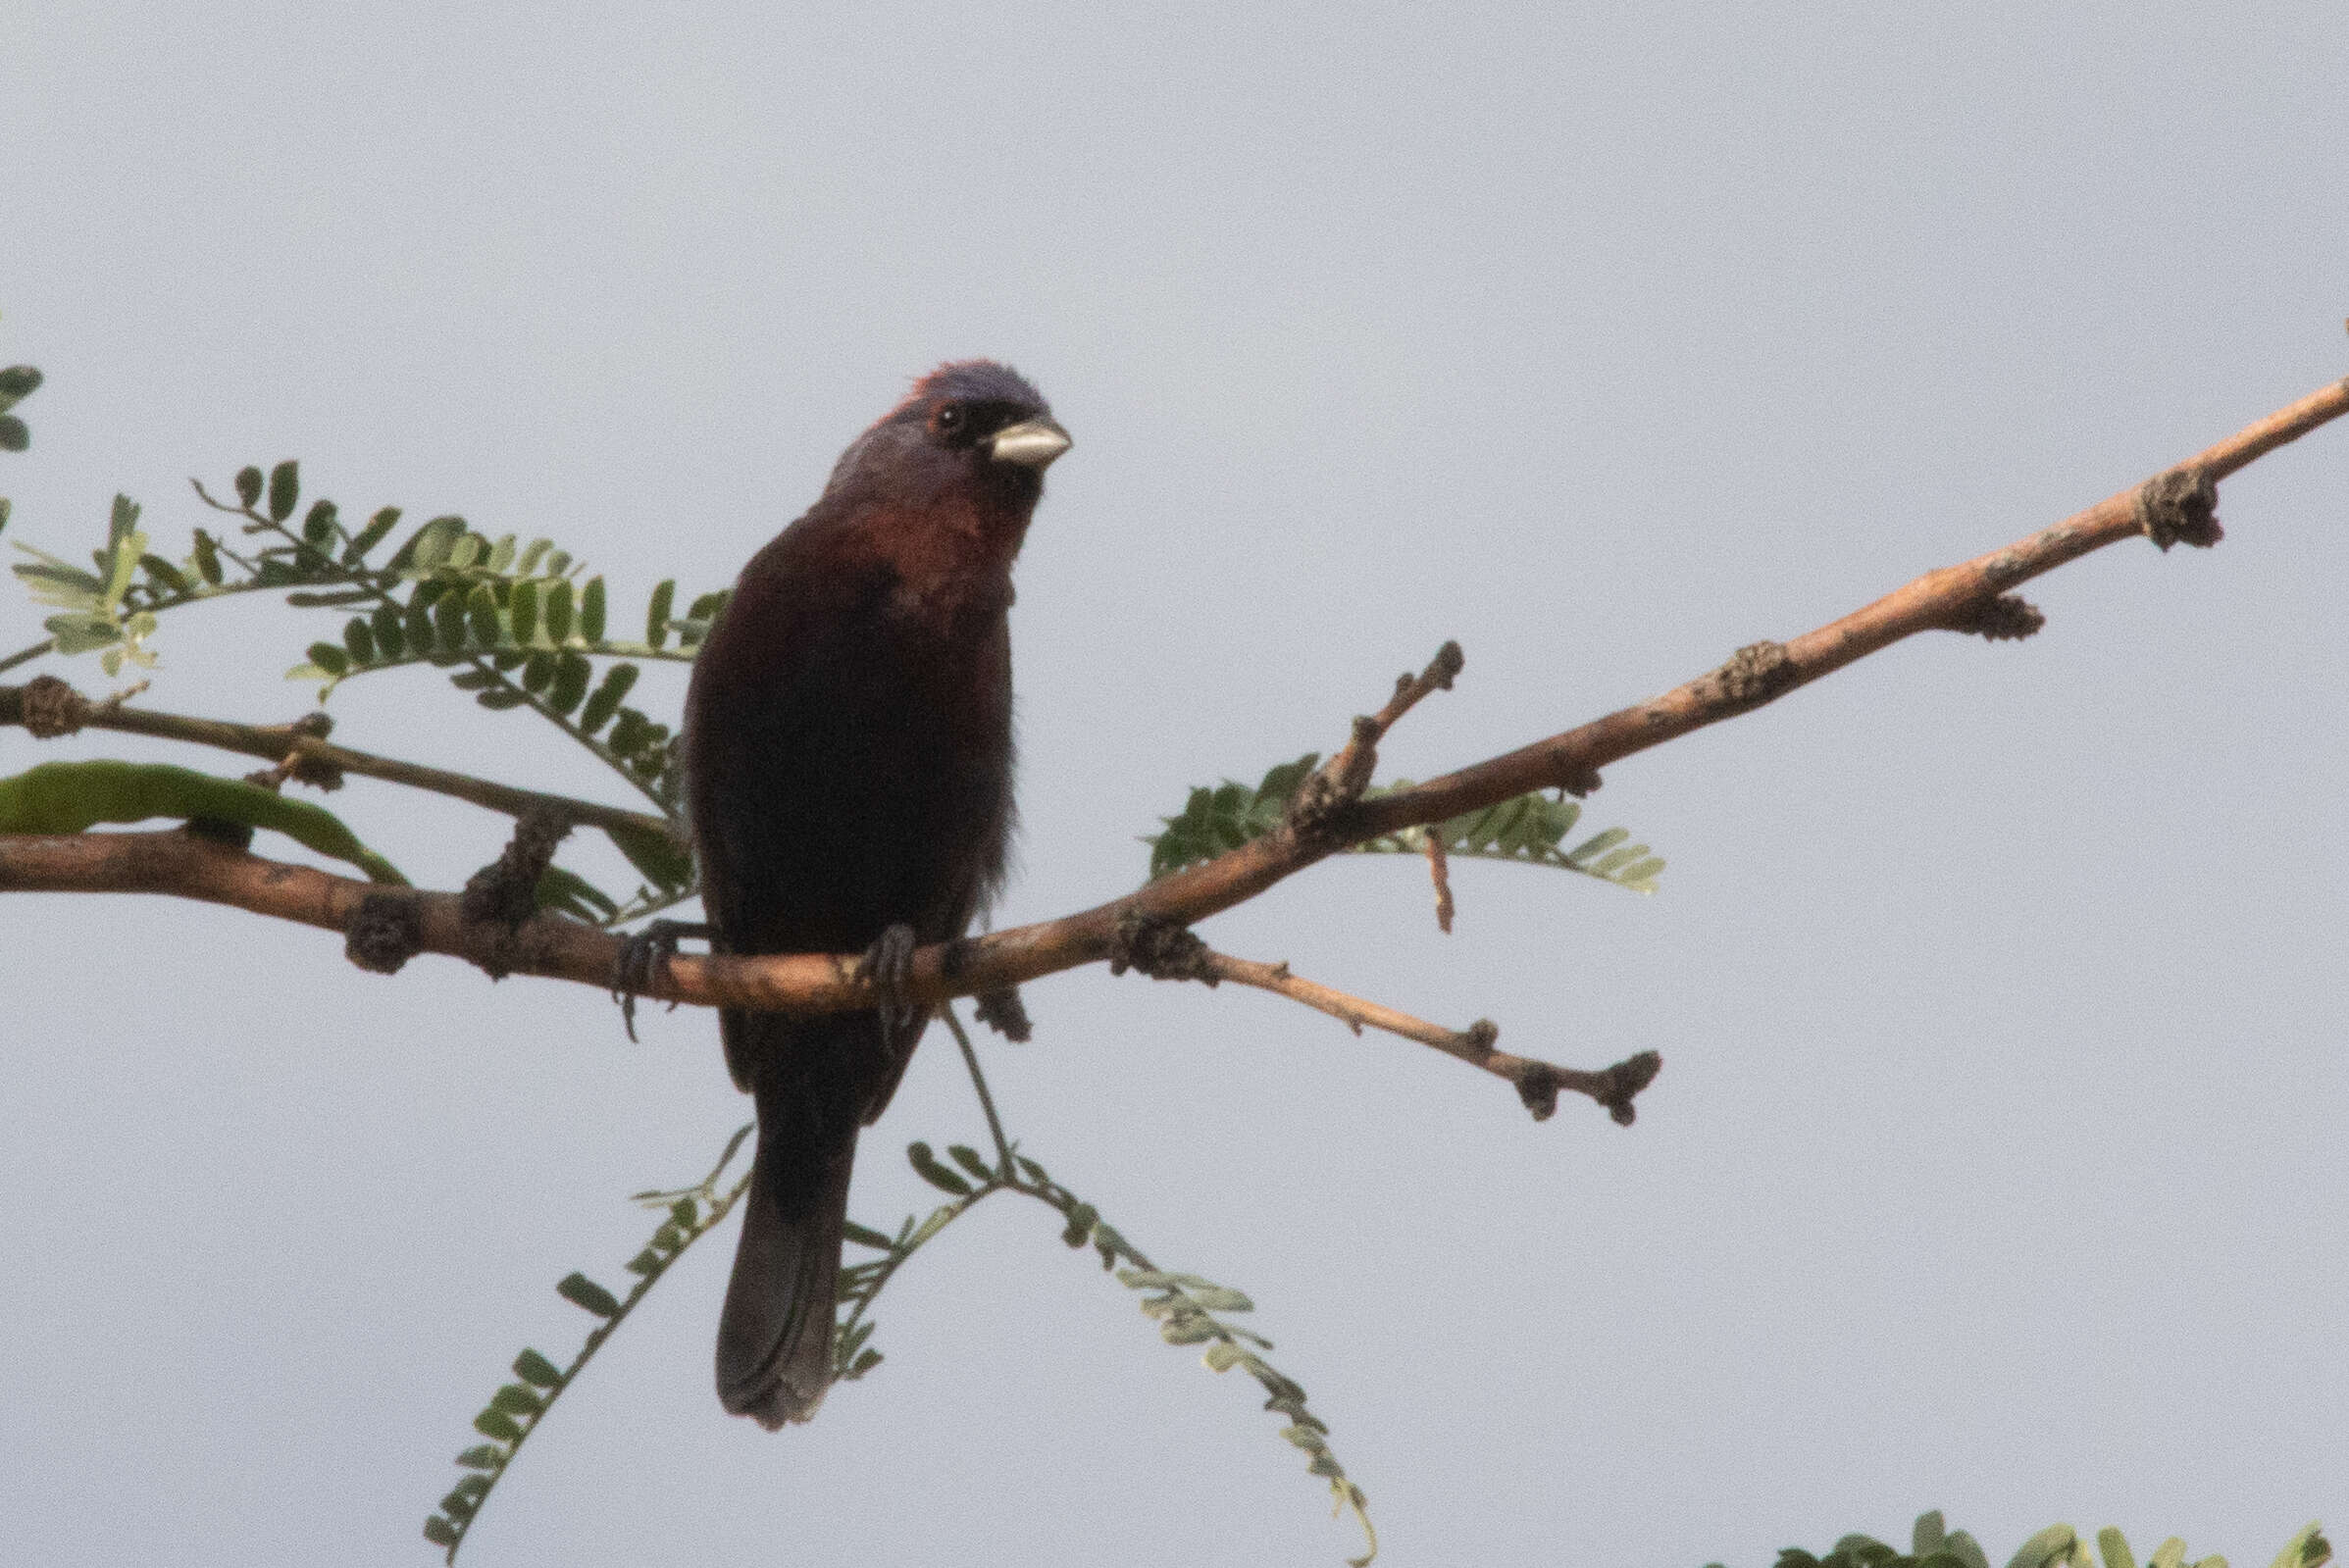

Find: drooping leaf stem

[943,1005,1015,1172]
[429,1003,1379,1564]
[423,1124,757,1561]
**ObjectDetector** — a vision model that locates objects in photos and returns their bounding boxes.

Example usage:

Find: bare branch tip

[1423,830,1455,933]
[1598,1049,1663,1126]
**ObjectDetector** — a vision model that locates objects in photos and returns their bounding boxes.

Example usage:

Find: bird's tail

[715,1028,862,1429]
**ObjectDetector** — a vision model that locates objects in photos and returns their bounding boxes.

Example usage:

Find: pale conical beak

[989,416,1072,470]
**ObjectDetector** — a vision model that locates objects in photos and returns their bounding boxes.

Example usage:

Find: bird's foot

[856,924,921,1035]
[611,918,715,1041]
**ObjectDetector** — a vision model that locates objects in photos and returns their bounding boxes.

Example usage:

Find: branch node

[19,674,87,737]
[1107,909,1217,984]
[280,714,345,789]
[1948,593,2046,641]
[1595,1049,1663,1127]
[461,803,571,946]
[1287,716,1381,839]
[180,817,255,852]
[345,890,425,975]
[1463,1018,1499,1051]
[1288,642,1465,843]
[1700,640,1798,709]
[2135,465,2222,551]
[972,986,1033,1042]
[1514,1061,1560,1122]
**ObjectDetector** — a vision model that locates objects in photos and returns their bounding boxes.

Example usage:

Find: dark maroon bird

[683,361,1067,1427]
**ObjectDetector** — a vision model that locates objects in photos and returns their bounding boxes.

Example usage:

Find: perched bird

[682,361,1069,1427]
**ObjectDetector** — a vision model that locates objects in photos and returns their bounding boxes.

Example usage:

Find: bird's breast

[684,558,1015,957]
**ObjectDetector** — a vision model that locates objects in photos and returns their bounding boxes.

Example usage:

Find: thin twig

[0,639,55,678]
[1291,641,1465,830]
[1422,831,1454,933]
[1198,950,1651,1122]
[941,1005,1015,1173]
[0,681,674,839]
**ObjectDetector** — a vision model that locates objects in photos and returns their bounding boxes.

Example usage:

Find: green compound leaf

[0,760,406,884]
[1740,1518,2323,1568]
[1144,753,1663,893]
[427,1128,755,1562]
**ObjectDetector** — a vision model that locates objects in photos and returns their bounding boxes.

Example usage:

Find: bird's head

[824,360,1070,516]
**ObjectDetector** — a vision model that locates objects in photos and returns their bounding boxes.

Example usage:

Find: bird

[680,360,1068,1428]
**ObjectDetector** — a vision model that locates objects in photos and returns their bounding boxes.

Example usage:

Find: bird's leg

[611,918,716,1041]
[856,923,921,1036]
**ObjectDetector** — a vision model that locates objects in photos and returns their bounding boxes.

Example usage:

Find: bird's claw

[856,924,921,1036]
[611,918,714,1041]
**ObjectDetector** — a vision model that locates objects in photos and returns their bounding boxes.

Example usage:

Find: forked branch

[2,375,2343,1048]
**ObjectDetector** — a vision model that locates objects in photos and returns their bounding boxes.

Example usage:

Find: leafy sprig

[426,1009,1379,1565]
[187,462,722,816]
[423,1123,757,1560]
[1722,1511,2330,1568]
[1148,752,1664,892]
[6,462,709,914]
[12,494,179,677]
[831,1134,1380,1564]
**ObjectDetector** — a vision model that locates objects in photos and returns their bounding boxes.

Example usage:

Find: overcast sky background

[2,5,2344,1565]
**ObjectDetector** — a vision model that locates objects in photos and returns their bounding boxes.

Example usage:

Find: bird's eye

[936,405,965,433]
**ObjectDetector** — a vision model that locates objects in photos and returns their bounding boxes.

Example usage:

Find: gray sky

[3,4,2344,1564]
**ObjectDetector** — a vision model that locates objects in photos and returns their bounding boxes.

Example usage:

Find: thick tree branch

[2,375,2342,1030]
